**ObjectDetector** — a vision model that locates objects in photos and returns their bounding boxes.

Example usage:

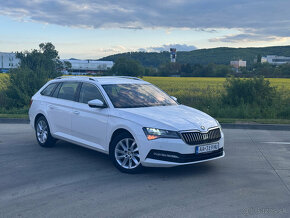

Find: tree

[257,54,262,63]
[158,62,181,76]
[63,61,72,71]
[110,57,144,77]
[4,42,63,108]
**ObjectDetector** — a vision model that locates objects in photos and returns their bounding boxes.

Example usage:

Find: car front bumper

[142,151,225,167]
[137,130,225,167]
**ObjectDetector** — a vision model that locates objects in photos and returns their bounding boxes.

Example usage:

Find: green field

[0,74,290,121]
[143,77,290,98]
[143,77,290,120]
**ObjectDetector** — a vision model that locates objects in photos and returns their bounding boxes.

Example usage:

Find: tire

[35,116,56,147]
[110,132,143,174]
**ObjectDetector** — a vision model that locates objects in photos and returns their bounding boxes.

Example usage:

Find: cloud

[209,33,279,43]
[139,44,197,52]
[0,0,290,41]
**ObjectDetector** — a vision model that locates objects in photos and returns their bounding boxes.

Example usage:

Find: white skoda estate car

[29,76,224,173]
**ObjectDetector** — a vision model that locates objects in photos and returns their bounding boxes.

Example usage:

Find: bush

[222,77,278,107]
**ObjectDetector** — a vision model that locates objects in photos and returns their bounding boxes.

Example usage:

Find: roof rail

[54,76,98,81]
[115,76,143,81]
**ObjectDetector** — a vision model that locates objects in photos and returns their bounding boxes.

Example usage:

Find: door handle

[48,105,55,109]
[73,111,80,115]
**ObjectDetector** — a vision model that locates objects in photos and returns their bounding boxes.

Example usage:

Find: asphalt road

[0,124,289,218]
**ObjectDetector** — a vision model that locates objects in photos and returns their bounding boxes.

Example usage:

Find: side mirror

[171,96,177,102]
[88,99,106,108]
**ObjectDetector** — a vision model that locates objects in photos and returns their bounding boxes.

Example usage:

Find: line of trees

[109,57,290,78]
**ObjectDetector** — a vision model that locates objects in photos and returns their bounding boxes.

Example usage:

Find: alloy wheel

[36,120,48,144]
[114,138,140,169]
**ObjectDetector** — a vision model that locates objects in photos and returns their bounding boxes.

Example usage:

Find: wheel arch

[109,128,134,151]
[34,113,46,129]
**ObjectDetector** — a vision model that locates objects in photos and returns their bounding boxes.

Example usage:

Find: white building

[61,59,114,75]
[230,60,247,68]
[0,52,20,72]
[261,55,290,65]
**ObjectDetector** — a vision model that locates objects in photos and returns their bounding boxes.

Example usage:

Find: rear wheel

[110,133,143,173]
[35,116,56,147]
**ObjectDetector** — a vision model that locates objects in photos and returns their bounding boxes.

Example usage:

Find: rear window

[41,83,58,96]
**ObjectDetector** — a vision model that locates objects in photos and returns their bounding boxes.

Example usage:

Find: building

[230,60,247,68]
[261,55,290,65]
[170,48,176,63]
[61,59,114,75]
[0,52,20,73]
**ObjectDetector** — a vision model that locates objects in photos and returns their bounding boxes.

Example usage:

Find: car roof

[52,76,150,85]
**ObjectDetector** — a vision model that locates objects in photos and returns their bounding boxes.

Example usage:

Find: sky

[0,0,290,59]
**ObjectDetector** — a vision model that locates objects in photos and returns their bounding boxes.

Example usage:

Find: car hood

[118,105,218,131]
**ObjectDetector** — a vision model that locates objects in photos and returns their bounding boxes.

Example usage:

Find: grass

[0,113,29,119]
[143,77,290,98]
[0,75,289,123]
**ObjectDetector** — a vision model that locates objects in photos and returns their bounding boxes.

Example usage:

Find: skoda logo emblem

[201,126,205,130]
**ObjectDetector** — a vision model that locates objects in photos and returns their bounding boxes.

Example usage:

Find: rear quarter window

[40,83,58,96]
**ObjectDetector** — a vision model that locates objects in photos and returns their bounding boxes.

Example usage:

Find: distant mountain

[99,45,290,67]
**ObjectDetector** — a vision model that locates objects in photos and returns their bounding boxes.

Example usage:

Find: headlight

[143,127,180,140]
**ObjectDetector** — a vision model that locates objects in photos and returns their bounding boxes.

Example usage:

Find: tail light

[30,99,33,106]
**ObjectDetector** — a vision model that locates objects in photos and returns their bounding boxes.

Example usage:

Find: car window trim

[51,82,62,98]
[76,82,109,107]
[40,82,58,97]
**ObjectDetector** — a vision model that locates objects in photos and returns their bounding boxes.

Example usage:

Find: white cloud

[0,0,289,42]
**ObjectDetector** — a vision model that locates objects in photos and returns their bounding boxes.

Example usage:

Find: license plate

[196,143,219,154]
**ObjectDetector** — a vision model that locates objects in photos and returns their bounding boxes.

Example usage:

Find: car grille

[180,127,221,145]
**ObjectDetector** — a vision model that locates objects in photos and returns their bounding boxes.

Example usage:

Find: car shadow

[54,140,216,177]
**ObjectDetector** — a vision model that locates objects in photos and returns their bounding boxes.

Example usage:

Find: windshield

[102,84,178,108]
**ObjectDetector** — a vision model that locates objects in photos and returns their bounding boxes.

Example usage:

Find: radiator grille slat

[181,128,221,145]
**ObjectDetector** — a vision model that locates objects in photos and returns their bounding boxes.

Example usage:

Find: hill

[99,45,290,67]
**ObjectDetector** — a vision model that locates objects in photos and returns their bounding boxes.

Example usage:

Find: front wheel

[35,116,56,147]
[110,133,143,174]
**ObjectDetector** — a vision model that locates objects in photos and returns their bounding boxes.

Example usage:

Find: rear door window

[57,82,79,101]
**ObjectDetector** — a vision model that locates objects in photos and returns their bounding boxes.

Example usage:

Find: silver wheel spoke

[120,142,127,151]
[116,148,125,154]
[129,159,132,168]
[134,153,140,158]
[117,154,126,158]
[122,157,129,166]
[130,142,136,150]
[125,138,129,149]
[132,156,139,165]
